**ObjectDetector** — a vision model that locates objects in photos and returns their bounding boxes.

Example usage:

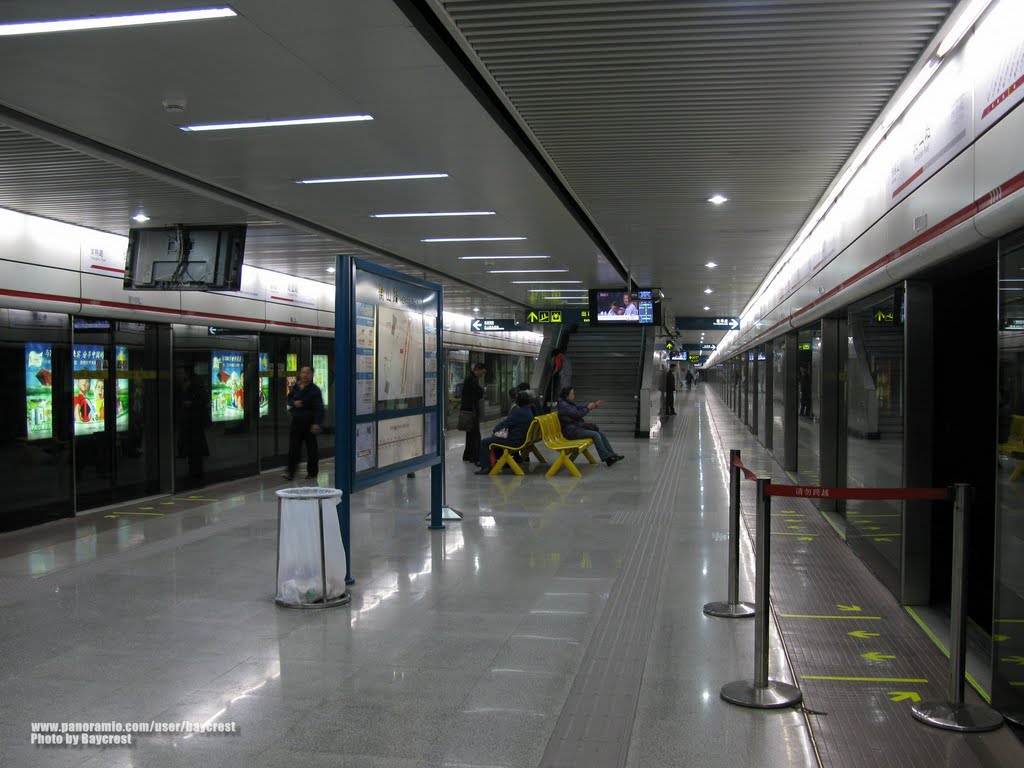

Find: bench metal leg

[528,445,548,464]
[491,450,525,476]
[547,451,582,478]
[582,447,598,464]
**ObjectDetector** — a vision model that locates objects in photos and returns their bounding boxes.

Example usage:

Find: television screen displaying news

[589,289,657,324]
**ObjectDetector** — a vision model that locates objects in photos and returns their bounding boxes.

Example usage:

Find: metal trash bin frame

[274,487,350,609]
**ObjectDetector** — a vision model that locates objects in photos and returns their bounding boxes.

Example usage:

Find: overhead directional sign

[675,316,740,331]
[470,318,520,333]
[526,308,590,325]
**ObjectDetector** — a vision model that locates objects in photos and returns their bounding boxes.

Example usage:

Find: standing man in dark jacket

[665,363,677,415]
[460,362,486,462]
[283,365,324,480]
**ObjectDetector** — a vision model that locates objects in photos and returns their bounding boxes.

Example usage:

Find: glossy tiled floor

[0,388,1019,767]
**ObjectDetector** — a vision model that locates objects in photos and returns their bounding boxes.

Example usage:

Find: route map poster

[355,301,375,416]
[377,305,424,409]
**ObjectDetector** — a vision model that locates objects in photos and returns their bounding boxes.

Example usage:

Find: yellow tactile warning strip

[708,396,1024,767]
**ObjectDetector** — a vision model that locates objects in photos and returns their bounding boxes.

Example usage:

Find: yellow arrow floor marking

[848,630,881,639]
[994,634,1010,642]
[887,691,921,703]
[798,536,814,541]
[138,506,155,510]
[837,604,862,612]
[172,496,220,502]
[801,676,928,683]
[1000,656,1024,666]
[863,652,897,662]
[160,502,175,506]
[787,525,806,530]
[873,537,895,542]
[781,614,881,620]
[771,532,818,537]
[995,618,1024,623]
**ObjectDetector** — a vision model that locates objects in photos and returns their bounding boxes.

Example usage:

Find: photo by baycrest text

[30,721,238,746]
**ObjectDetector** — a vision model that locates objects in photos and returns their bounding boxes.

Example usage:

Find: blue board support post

[335,254,355,584]
[429,461,444,529]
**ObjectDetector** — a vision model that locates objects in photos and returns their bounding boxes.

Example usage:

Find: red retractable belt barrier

[730,454,949,501]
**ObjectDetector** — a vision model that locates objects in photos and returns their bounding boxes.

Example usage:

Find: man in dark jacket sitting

[557,386,623,466]
[476,391,536,474]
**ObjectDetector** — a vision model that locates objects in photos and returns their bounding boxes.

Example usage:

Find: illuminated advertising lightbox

[313,353,329,406]
[259,352,269,417]
[211,351,245,422]
[25,343,53,440]
[72,345,129,435]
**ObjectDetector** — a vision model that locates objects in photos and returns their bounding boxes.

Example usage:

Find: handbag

[493,428,509,439]
[456,410,476,431]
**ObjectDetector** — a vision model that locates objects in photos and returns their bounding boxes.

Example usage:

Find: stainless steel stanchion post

[911,484,1002,731]
[704,449,755,618]
[721,476,803,709]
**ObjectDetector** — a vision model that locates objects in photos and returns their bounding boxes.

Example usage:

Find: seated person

[476,391,536,474]
[556,386,624,466]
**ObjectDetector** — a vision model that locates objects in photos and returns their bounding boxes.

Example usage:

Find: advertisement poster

[259,352,269,417]
[113,346,131,435]
[73,344,104,435]
[211,351,245,422]
[355,301,375,416]
[25,343,53,440]
[313,353,329,406]
[285,352,298,393]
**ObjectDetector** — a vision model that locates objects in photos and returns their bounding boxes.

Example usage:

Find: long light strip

[459,255,549,260]
[529,289,587,293]
[180,115,373,132]
[297,174,448,184]
[487,269,567,274]
[937,0,993,57]
[511,280,581,284]
[422,237,525,243]
[0,7,236,35]
[371,211,494,218]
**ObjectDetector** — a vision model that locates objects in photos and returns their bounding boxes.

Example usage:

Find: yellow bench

[536,413,598,478]
[487,418,547,476]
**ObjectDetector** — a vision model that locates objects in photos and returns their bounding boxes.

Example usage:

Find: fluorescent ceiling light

[704,288,714,294]
[180,115,373,132]
[937,0,992,57]
[131,213,150,223]
[473,307,480,312]
[422,237,526,243]
[511,280,581,284]
[0,7,235,36]
[703,306,710,311]
[705,261,717,268]
[708,194,728,205]
[371,211,494,218]
[326,267,336,274]
[529,289,587,293]
[458,255,549,260]
[487,269,567,274]
[296,173,448,184]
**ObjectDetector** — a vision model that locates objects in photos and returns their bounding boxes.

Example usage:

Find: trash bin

[274,487,350,608]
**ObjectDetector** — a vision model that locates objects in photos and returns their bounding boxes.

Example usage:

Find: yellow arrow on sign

[888,691,921,703]
[849,630,880,639]
[527,311,539,322]
[1001,656,1024,666]
[837,604,862,612]
[863,651,896,662]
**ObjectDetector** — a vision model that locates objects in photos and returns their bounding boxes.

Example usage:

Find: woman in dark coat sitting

[476,391,536,474]
[556,387,623,466]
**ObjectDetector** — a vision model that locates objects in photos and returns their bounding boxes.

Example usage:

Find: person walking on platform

[799,365,812,418]
[685,368,694,390]
[476,391,535,474]
[460,362,487,463]
[283,365,324,480]
[557,387,623,466]
[665,363,678,415]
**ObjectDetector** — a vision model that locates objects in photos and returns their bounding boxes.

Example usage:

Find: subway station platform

[1,387,1021,768]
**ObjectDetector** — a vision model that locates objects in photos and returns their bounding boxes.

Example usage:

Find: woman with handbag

[459,362,487,462]
[475,391,535,474]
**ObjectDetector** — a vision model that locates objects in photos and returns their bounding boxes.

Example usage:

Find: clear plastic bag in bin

[275,488,346,604]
